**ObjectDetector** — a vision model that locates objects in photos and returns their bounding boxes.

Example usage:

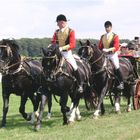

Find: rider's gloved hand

[103,48,110,52]
[59,47,63,52]
[59,45,69,52]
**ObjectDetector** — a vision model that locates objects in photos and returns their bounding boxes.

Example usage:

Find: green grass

[0,86,140,140]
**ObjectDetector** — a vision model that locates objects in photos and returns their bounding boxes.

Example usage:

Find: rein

[87,48,107,75]
[2,60,23,75]
[90,53,104,65]
[1,58,30,75]
[44,54,57,59]
[44,55,74,82]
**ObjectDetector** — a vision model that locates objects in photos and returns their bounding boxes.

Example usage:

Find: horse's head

[78,40,105,73]
[127,41,136,50]
[42,44,61,73]
[0,38,21,73]
[78,40,97,61]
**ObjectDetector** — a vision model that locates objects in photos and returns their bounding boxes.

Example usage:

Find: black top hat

[56,14,67,22]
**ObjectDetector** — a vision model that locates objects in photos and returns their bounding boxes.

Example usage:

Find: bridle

[0,44,24,75]
[43,50,63,77]
[80,45,107,75]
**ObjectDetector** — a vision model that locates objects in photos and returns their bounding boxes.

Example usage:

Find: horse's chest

[8,75,32,89]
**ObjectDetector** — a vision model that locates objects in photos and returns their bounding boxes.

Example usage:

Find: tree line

[16,37,130,57]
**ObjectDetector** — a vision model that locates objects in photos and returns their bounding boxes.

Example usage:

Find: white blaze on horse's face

[6,46,13,58]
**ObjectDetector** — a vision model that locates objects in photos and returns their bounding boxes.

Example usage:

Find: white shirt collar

[106,31,113,39]
[60,25,68,33]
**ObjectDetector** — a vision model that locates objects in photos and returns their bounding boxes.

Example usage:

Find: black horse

[0,39,42,127]
[35,44,92,130]
[78,40,136,117]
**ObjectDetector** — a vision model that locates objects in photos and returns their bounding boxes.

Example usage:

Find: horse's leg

[126,84,135,112]
[75,94,81,121]
[60,93,68,125]
[94,84,108,118]
[75,106,81,121]
[1,93,10,127]
[19,95,31,121]
[127,97,132,112]
[29,93,41,124]
[100,102,105,115]
[35,94,47,131]
[114,91,121,114]
[47,93,52,119]
[68,93,81,122]
[108,91,115,106]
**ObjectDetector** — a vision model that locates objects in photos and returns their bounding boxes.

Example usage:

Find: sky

[0,0,139,40]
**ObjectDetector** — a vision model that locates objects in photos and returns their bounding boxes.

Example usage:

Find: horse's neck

[9,57,21,70]
[90,52,106,72]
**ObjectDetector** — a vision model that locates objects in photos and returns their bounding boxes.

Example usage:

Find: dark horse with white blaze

[35,44,92,130]
[78,40,136,117]
[0,39,42,127]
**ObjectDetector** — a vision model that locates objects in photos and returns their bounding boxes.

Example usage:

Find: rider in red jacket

[51,14,83,93]
[98,21,124,90]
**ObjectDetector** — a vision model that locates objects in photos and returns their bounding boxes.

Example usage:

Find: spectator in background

[119,43,129,56]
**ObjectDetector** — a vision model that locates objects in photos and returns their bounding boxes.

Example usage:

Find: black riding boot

[74,69,83,93]
[116,68,124,90]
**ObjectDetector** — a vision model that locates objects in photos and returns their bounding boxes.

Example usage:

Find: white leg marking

[47,112,52,119]
[115,102,120,112]
[75,107,81,121]
[68,107,76,122]
[127,104,132,112]
[94,109,100,117]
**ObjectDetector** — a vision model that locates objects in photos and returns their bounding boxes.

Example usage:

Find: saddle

[60,54,90,84]
[106,57,135,85]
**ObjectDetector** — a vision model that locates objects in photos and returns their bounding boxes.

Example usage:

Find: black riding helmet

[104,21,112,28]
[56,14,67,22]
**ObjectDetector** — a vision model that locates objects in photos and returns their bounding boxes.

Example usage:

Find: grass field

[0,86,140,140]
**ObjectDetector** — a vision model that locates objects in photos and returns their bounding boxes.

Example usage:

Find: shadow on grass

[0,110,66,131]
[0,100,131,131]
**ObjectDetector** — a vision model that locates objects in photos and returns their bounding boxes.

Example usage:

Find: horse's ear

[79,40,83,46]
[86,40,91,46]
[94,43,97,47]
[42,47,46,56]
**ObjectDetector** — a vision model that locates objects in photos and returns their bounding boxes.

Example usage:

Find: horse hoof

[116,110,121,114]
[76,115,81,121]
[28,118,34,124]
[93,115,99,119]
[63,122,68,125]
[47,113,52,119]
[127,108,131,112]
[47,116,51,119]
[68,117,75,123]
[26,114,32,121]
[68,120,74,125]
[0,125,5,129]
[34,125,41,132]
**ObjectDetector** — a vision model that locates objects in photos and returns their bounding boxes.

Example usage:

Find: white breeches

[107,52,120,69]
[61,50,78,70]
